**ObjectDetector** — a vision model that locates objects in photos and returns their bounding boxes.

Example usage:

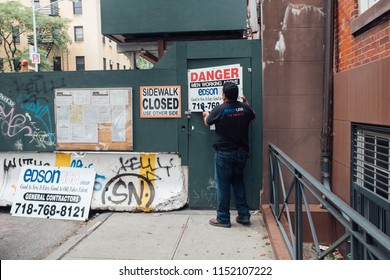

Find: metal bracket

[184,110,192,119]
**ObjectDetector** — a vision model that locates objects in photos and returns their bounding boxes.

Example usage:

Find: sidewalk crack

[171,215,190,260]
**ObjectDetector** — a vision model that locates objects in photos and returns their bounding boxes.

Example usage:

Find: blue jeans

[214,149,251,224]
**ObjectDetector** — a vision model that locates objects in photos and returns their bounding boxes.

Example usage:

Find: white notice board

[54,88,133,151]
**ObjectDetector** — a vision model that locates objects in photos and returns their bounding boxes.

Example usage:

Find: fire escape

[27,6,59,59]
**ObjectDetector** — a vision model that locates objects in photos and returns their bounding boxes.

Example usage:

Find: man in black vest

[202,82,256,228]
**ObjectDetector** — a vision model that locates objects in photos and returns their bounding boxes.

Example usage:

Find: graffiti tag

[102,173,155,208]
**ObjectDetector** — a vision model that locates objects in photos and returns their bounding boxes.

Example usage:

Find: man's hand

[241,95,249,104]
[202,111,210,126]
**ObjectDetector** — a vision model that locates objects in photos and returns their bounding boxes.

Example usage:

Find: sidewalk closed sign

[188,64,243,112]
[140,86,181,118]
[10,166,96,221]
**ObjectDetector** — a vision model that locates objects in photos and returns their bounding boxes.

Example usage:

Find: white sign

[140,86,181,118]
[31,53,40,64]
[188,64,243,112]
[10,166,96,221]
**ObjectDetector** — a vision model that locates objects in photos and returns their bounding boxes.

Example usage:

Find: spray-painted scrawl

[0,77,65,151]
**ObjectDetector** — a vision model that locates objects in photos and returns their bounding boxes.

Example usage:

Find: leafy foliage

[0,1,71,72]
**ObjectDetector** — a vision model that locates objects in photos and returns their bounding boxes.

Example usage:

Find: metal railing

[268,143,390,259]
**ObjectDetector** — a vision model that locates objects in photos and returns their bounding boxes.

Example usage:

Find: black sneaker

[236,216,251,225]
[209,218,231,228]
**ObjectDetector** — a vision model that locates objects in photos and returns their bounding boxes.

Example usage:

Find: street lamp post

[31,0,38,72]
[31,0,76,72]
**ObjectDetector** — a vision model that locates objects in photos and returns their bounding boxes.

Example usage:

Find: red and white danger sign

[187,64,243,112]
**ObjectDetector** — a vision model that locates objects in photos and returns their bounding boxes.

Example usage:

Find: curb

[44,212,112,260]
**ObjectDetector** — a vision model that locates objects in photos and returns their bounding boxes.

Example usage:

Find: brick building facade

[335,0,389,71]
[333,0,389,237]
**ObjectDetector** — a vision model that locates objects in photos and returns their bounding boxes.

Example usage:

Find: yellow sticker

[55,152,71,167]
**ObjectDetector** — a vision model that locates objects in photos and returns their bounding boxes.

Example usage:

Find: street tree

[0,1,71,72]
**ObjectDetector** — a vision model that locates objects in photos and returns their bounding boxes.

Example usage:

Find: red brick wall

[336,0,390,72]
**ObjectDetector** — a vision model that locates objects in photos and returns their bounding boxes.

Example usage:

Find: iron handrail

[268,142,390,260]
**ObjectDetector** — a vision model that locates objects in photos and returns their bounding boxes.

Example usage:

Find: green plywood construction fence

[101,0,246,36]
[0,69,179,153]
[0,39,262,209]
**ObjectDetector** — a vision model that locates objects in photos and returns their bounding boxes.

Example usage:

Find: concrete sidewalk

[45,209,275,260]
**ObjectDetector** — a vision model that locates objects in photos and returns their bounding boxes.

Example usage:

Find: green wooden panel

[249,40,263,208]
[101,0,246,35]
[187,40,254,59]
[0,39,262,211]
[154,44,179,69]
[0,70,180,152]
[0,73,58,152]
[181,40,262,210]
[187,57,255,209]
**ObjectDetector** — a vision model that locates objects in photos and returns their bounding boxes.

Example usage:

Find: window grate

[353,127,390,200]
[352,124,390,237]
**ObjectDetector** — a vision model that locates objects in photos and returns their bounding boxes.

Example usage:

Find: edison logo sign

[188,64,243,112]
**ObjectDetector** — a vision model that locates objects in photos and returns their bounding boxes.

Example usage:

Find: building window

[13,26,20,44]
[351,0,389,35]
[359,0,381,14]
[0,58,4,72]
[33,0,40,10]
[109,60,113,70]
[103,58,106,70]
[53,56,62,71]
[352,124,390,236]
[117,63,120,70]
[73,0,82,14]
[50,0,59,16]
[76,56,85,71]
[74,26,84,42]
